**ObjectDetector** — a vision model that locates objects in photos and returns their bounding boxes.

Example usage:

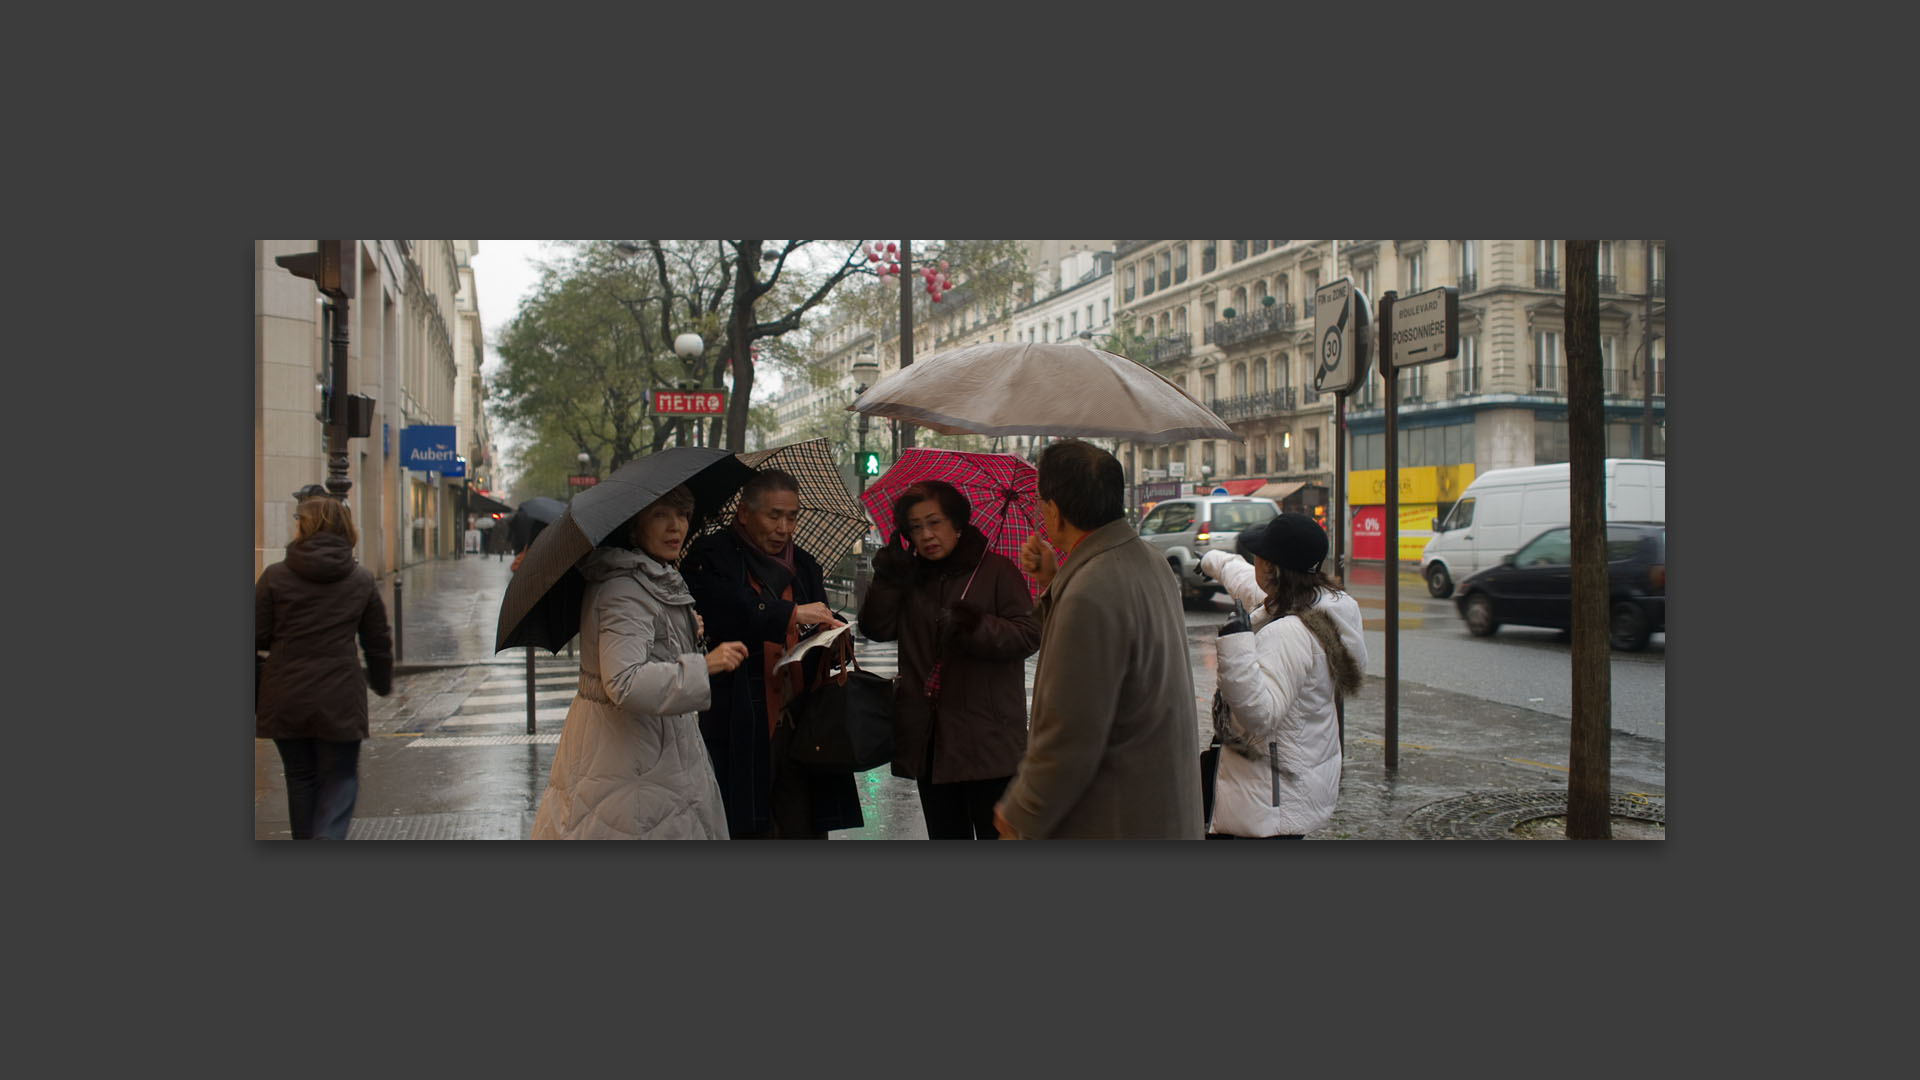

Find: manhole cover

[1405,789,1665,840]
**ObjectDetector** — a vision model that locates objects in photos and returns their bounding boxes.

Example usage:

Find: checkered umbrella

[862,448,1043,600]
[690,438,870,571]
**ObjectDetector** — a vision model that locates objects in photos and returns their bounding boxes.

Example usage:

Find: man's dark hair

[740,467,801,511]
[1036,440,1124,532]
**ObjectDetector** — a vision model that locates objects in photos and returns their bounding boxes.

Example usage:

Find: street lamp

[674,332,705,446]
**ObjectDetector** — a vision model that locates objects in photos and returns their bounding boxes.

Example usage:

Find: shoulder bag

[789,634,896,773]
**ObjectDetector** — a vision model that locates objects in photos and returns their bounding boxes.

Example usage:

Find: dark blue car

[1453,522,1666,651]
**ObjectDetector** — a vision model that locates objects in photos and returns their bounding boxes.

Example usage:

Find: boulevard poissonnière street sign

[1386,286,1459,368]
[652,389,728,417]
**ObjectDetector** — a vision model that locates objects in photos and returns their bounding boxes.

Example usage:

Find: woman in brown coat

[255,494,393,840]
[857,481,1040,839]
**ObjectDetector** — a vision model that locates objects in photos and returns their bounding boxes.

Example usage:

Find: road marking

[1507,757,1568,772]
[441,706,571,726]
[409,733,562,747]
[1356,737,1434,750]
[461,690,575,707]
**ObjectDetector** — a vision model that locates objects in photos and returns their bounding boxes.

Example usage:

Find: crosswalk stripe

[409,733,562,747]
[462,690,575,707]
[441,706,571,727]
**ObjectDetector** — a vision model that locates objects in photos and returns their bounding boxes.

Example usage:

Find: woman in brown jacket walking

[255,494,393,840]
[858,481,1040,839]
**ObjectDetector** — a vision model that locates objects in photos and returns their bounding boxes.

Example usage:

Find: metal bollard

[393,575,403,662]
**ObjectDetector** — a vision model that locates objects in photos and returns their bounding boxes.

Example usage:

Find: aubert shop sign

[400,425,465,477]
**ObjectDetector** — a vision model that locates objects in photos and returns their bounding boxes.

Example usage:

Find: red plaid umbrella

[861,448,1043,600]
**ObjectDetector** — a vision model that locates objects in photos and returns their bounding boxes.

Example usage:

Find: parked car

[1137,495,1280,605]
[1453,522,1665,650]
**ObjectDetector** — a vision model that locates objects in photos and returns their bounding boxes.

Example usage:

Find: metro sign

[652,389,728,416]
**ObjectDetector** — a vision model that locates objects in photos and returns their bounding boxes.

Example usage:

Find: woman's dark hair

[891,480,971,542]
[1259,563,1347,621]
[603,484,695,550]
[1036,440,1123,531]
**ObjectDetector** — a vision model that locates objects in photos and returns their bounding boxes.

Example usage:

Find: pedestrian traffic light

[859,451,882,478]
[274,240,356,298]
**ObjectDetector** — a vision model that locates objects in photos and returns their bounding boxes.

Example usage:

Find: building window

[1203,440,1217,473]
[1232,363,1247,397]
[1103,298,1111,324]
[1086,304,1094,331]
[1405,252,1422,293]
[1459,240,1476,291]
[1175,307,1187,333]
[1456,335,1479,395]
[1202,245,1217,273]
[1124,266,1135,302]
[1533,331,1562,391]
[1603,335,1622,394]
[1598,240,1617,292]
[1253,357,1268,394]
[1204,301,1216,326]
[1251,239,1268,256]
[1253,435,1267,475]
[1651,338,1666,395]
[1232,286,1247,314]
[1304,427,1320,470]
[1232,240,1247,262]
[1534,419,1570,464]
[1360,266,1374,300]
[1275,353,1290,389]
[1070,312,1078,335]
[1175,244,1188,283]
[1158,252,1171,290]
[1535,240,1560,289]
[1159,312,1171,337]
[1203,373,1218,406]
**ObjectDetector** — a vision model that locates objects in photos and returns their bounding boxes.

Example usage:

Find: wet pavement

[254,554,1665,840]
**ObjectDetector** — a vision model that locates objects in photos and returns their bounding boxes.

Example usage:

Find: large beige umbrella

[849,340,1238,443]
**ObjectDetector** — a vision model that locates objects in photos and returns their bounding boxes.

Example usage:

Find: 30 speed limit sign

[1313,277,1372,394]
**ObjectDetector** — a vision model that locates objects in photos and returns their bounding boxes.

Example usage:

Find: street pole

[1380,290,1398,770]
[899,240,916,452]
[1642,241,1656,458]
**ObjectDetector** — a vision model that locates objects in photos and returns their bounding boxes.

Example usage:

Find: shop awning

[1253,480,1306,502]
[1215,478,1269,496]
[466,489,514,516]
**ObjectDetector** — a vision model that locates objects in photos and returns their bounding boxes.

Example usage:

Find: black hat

[1236,512,1328,572]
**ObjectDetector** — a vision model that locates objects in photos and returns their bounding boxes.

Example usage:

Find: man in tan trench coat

[995,441,1204,839]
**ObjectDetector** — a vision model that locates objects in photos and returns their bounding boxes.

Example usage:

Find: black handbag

[789,638,895,772]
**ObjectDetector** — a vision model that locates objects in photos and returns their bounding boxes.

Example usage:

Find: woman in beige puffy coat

[531,485,748,840]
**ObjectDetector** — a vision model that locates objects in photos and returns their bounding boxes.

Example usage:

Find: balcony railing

[1202,248,1217,272]
[1271,455,1288,472]
[1446,369,1482,398]
[1143,275,1156,296]
[1304,452,1320,470]
[1303,386,1323,405]
[1253,456,1267,474]
[1459,272,1477,292]
[1148,331,1191,366]
[1174,265,1188,284]
[1210,304,1297,348]
[1158,270,1170,290]
[1124,285,1135,302]
[1598,273,1618,293]
[1251,240,1268,256]
[1535,268,1560,289]
[1528,365,1566,395]
[1210,387,1298,421]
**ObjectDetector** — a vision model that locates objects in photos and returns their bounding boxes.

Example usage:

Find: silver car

[1137,496,1280,605]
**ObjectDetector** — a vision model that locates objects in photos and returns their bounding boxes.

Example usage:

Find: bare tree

[1564,240,1612,839]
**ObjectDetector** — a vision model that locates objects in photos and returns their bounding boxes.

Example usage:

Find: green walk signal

[859,451,882,478]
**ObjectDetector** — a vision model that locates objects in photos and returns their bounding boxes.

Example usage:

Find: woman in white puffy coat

[1199,513,1367,839]
[531,485,748,840]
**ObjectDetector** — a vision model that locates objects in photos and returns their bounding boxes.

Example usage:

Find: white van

[1419,459,1665,598]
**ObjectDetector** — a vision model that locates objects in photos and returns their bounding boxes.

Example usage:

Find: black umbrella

[495,448,754,653]
[506,497,567,553]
